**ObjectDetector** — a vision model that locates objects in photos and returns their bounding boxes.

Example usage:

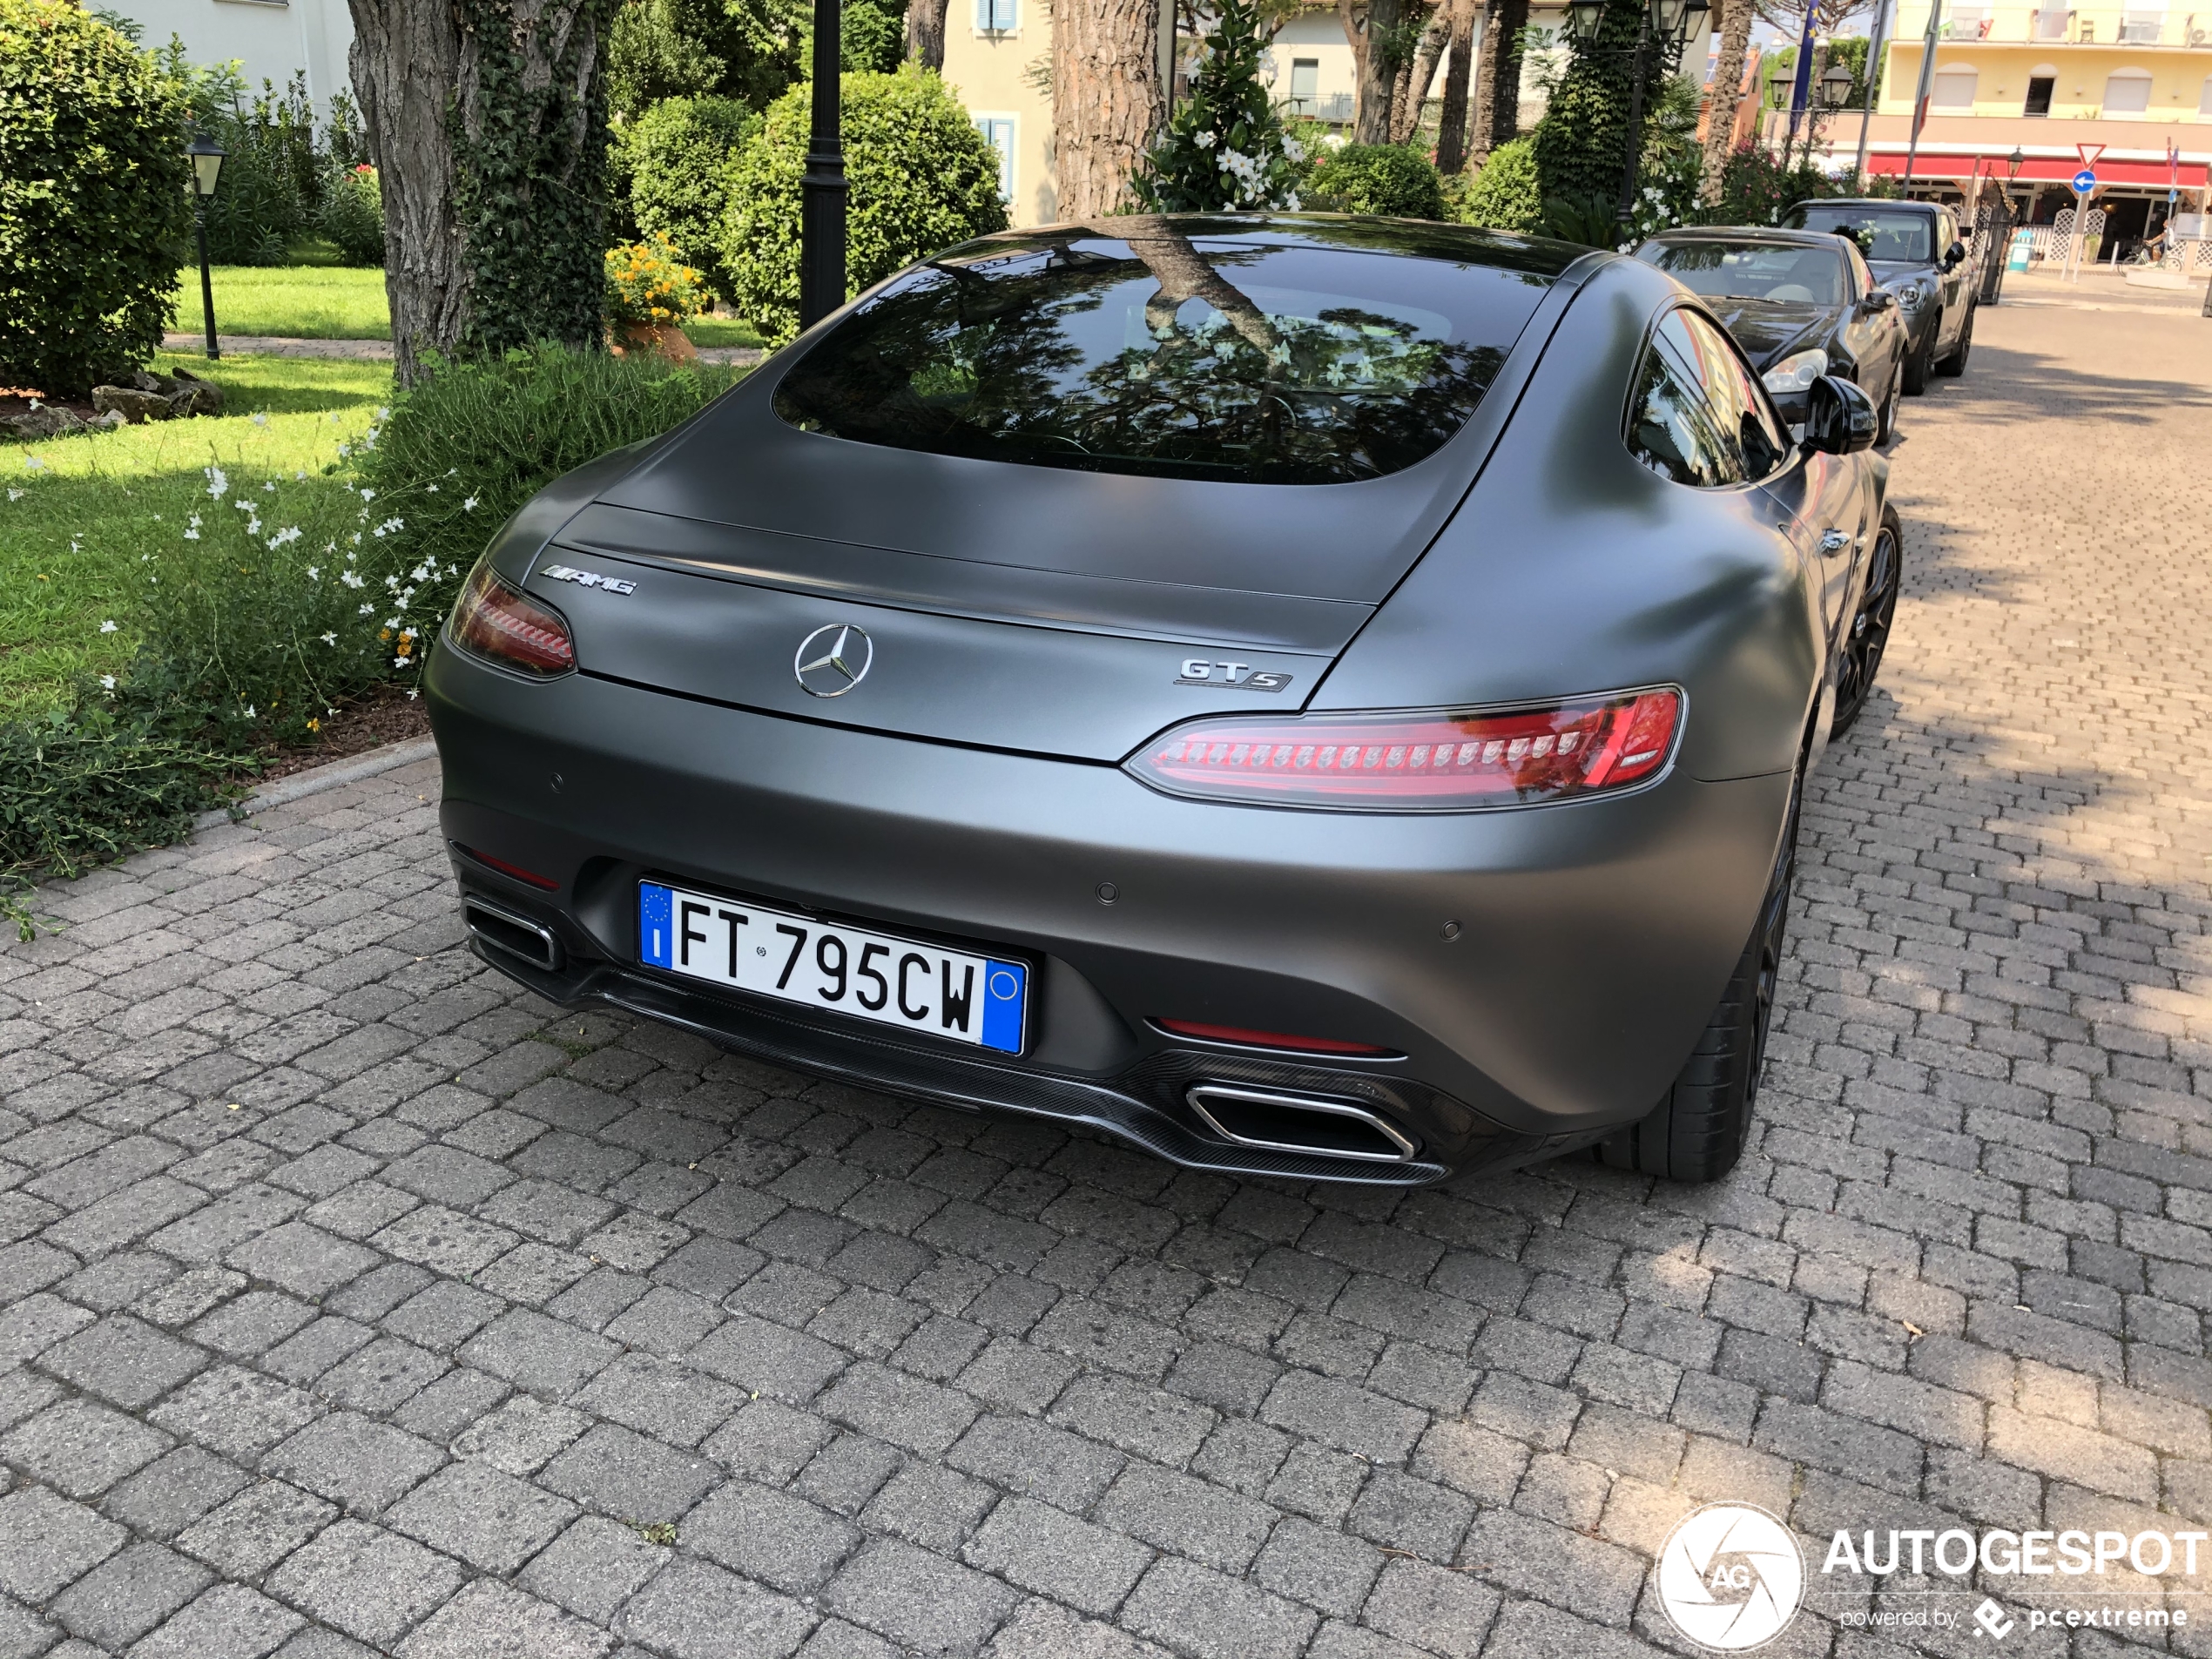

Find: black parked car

[1635,226,1908,443]
[1788,198,1975,394]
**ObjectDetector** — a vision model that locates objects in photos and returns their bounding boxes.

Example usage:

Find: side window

[1844,242,1875,297]
[1627,311,1791,488]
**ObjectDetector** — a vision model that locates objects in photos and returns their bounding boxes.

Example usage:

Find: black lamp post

[186,133,226,361]
[1819,61,1855,111]
[1564,0,1707,227]
[798,0,847,331]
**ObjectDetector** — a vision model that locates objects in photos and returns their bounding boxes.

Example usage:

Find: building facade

[109,0,356,113]
[1833,0,2212,253]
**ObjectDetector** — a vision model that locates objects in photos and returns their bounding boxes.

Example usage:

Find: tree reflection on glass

[774,221,1513,485]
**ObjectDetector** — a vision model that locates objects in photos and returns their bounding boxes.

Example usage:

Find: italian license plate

[638,880,1028,1055]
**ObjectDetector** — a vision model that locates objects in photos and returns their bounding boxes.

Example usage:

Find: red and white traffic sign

[2077,142,2107,167]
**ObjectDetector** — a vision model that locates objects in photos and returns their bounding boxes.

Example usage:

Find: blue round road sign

[2073,168,2098,193]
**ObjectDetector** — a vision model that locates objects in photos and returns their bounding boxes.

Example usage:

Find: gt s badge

[1177,659,1292,692]
[541,564,637,595]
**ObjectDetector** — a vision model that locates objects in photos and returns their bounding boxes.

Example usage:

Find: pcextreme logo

[1655,1503,1807,1651]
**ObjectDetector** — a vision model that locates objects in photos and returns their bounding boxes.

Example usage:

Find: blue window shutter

[976,0,993,30]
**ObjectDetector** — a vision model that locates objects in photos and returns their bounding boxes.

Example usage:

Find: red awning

[1865,152,2211,187]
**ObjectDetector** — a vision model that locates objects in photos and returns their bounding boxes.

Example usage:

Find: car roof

[959,212,1597,280]
[1643,226,1853,250]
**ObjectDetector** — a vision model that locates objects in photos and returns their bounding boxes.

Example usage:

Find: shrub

[1304,143,1445,219]
[840,0,906,73]
[626,94,756,296]
[606,231,710,326]
[0,0,192,398]
[1457,137,1542,233]
[721,67,1007,344]
[1131,0,1304,212]
[1703,145,1850,227]
[356,343,743,627]
[320,162,385,265]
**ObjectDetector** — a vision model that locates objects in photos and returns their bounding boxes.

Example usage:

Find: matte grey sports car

[427,214,1901,1188]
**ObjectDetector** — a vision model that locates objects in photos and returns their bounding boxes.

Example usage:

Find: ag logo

[1656,1502,1805,1651]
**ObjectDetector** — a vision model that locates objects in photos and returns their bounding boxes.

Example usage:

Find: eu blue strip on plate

[981,959,1027,1054]
[639,882,673,968]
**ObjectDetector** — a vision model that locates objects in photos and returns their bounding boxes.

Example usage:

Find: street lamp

[2006,145,2026,181]
[185,133,226,361]
[1558,0,1706,227]
[798,0,847,331]
[1819,61,1855,109]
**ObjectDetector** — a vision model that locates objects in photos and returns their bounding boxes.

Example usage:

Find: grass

[0,352,391,717]
[167,261,765,348]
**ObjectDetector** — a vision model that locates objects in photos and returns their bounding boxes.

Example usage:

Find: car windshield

[1642,241,1845,305]
[1790,207,1934,263]
[772,226,1550,485]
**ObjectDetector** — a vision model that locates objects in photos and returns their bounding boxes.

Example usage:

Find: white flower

[1282,137,1306,163]
[267,526,302,548]
[340,570,364,588]
[377,407,389,419]
[394,656,412,668]
[206,465,226,496]
[359,602,374,615]
[24,455,46,472]
[99,619,117,633]
[183,528,199,541]
[99,675,116,691]
[320,631,337,645]
[307,566,320,579]
[262,481,275,492]
[405,688,419,700]
[5,489,19,501]
[243,705,255,718]
[462,496,479,512]
[426,482,439,493]
[336,443,351,458]
[252,413,268,426]
[295,470,306,481]
[360,488,375,502]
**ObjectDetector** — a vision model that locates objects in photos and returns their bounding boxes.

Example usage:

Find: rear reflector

[1126,688,1682,811]
[448,560,576,676]
[457,845,560,891]
[1156,1020,1394,1056]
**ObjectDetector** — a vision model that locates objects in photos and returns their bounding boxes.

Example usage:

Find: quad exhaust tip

[1187,1082,1419,1164]
[463,894,563,973]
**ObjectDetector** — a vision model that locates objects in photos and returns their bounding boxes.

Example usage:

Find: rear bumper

[426,645,1792,1183]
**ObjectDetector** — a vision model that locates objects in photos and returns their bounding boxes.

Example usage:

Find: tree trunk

[1345,0,1405,142]
[1698,0,1752,204]
[906,0,951,70]
[1391,1,1451,143]
[1434,0,1475,172]
[350,0,613,386]
[1054,0,1166,218]
[347,0,469,384]
[1467,0,1525,158]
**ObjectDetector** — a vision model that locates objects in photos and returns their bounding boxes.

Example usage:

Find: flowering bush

[1130,0,1303,213]
[605,231,711,327]
[320,162,385,265]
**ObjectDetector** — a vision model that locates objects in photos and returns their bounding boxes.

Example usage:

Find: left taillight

[448,560,576,677]
[1125,688,1683,811]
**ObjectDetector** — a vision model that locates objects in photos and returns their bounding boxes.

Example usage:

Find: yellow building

[1832,0,2212,252]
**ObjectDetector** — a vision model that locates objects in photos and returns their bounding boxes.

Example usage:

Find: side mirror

[1863,288,1896,310]
[1942,240,1967,270]
[1803,374,1878,455]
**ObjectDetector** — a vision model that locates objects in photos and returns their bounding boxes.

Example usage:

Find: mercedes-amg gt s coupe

[427,214,1901,1188]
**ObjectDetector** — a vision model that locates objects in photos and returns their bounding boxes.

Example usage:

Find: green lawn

[168,263,765,348]
[0,353,391,716]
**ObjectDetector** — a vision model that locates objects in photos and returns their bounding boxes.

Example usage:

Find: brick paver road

[4,304,2209,1659]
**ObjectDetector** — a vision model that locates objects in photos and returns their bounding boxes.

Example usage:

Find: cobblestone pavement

[5,306,2210,1659]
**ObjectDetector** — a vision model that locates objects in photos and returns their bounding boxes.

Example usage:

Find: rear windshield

[772,229,1549,485]
[1641,240,1845,306]
[1790,206,1933,263]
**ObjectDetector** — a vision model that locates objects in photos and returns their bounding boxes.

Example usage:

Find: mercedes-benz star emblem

[794,624,873,698]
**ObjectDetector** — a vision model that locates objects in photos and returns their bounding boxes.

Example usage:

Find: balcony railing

[1285,92,1356,123]
[1896,3,2212,44]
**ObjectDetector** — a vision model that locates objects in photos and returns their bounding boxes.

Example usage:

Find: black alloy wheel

[1938,306,1974,376]
[1831,502,1903,737]
[1901,328,1933,395]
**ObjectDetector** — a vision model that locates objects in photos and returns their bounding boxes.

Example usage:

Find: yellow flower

[306,718,321,732]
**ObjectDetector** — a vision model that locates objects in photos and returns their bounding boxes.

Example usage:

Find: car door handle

[1818,529,1851,554]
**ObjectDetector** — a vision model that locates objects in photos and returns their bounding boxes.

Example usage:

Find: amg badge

[1177,659,1292,692]
[541,564,637,595]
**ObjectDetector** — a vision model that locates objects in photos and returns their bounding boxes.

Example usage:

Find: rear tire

[1596,768,1800,1183]
[1938,307,1973,376]
[1874,357,1902,447]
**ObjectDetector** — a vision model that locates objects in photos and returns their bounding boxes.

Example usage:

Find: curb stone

[191,737,441,833]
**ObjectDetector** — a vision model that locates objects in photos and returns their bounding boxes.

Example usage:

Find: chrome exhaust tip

[1186,1083,1419,1163]
[462,894,563,973]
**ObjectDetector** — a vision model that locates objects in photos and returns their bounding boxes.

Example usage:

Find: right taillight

[1125,688,1683,811]
[448,560,576,677]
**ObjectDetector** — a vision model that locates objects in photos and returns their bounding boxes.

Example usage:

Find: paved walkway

[4,304,2209,1658]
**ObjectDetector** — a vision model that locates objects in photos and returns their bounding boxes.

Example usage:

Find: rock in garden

[0,403,85,439]
[166,366,224,415]
[91,384,176,422]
